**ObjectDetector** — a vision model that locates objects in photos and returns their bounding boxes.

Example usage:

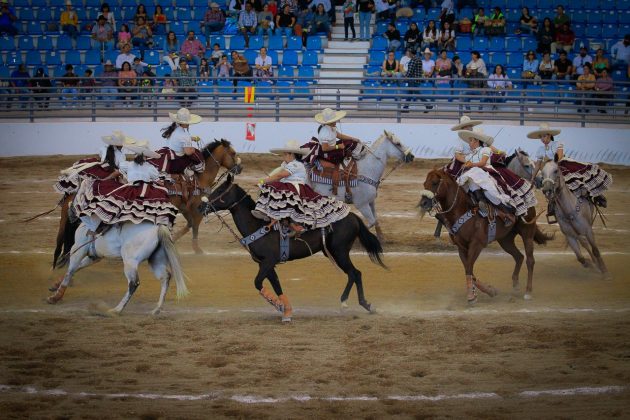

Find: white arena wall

[1,122,629,165]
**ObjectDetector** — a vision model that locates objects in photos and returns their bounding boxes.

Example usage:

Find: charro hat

[526,123,561,139]
[123,137,160,159]
[210,2,220,7]
[104,59,114,66]
[450,115,482,131]
[269,140,310,156]
[458,126,494,146]
[314,108,346,125]
[169,107,202,124]
[423,47,433,55]
[101,130,126,146]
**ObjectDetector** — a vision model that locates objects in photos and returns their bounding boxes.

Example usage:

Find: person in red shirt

[551,23,574,55]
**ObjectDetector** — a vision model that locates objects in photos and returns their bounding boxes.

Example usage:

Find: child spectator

[216,54,232,79]
[117,24,132,49]
[210,43,223,66]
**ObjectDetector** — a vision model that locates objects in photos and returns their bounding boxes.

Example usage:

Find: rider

[446,115,483,176]
[528,123,612,214]
[152,108,205,174]
[304,108,363,165]
[252,140,350,233]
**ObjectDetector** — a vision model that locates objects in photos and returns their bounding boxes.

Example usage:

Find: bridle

[379,132,413,184]
[422,172,462,216]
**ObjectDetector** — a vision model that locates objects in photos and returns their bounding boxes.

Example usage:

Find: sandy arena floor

[0,154,629,419]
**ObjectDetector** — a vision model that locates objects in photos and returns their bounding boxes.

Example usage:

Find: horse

[540,160,609,277]
[199,175,387,322]
[308,130,415,239]
[47,222,188,315]
[419,169,553,302]
[51,139,242,268]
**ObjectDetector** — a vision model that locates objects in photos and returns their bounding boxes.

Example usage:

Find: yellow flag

[244,86,256,103]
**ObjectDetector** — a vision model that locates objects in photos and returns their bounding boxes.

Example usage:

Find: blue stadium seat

[360,80,381,101]
[488,37,505,51]
[368,50,385,65]
[6,52,23,66]
[229,35,246,50]
[537,0,554,8]
[208,35,225,50]
[84,50,101,65]
[426,7,440,20]
[56,35,74,50]
[505,37,521,52]
[509,53,524,68]
[601,10,617,24]
[249,35,263,50]
[619,10,630,24]
[282,50,298,66]
[76,36,92,50]
[169,21,185,36]
[458,51,471,64]
[268,35,284,50]
[85,0,102,7]
[155,65,171,77]
[267,50,278,65]
[256,80,273,98]
[36,36,54,51]
[176,8,192,21]
[297,65,314,81]
[17,35,34,50]
[522,37,537,52]
[175,0,191,7]
[277,65,295,80]
[45,51,62,66]
[413,9,425,22]
[504,8,520,22]
[472,37,489,51]
[244,49,257,65]
[104,50,118,65]
[25,50,43,67]
[396,21,409,34]
[293,80,313,100]
[374,21,388,35]
[456,36,472,51]
[506,67,519,79]
[0,66,10,80]
[75,8,90,22]
[490,52,507,65]
[65,50,82,65]
[611,69,626,81]
[306,36,322,51]
[121,0,139,7]
[302,50,319,67]
[51,65,66,77]
[371,36,387,51]
[586,9,602,24]
[571,10,587,24]
[198,81,214,93]
[585,24,602,38]
[37,9,54,22]
[26,21,43,35]
[286,36,302,50]
[0,36,15,51]
[19,8,35,20]
[31,0,47,6]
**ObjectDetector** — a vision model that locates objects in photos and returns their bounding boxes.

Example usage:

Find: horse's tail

[356,216,387,269]
[158,225,189,299]
[53,196,78,269]
[534,226,554,245]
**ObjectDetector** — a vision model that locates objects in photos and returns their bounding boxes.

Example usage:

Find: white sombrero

[101,130,126,146]
[269,140,310,156]
[123,137,160,159]
[526,123,561,139]
[422,47,433,55]
[450,115,483,131]
[458,126,494,146]
[314,108,346,125]
[169,108,202,125]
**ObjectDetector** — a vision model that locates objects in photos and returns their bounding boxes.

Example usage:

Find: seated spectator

[231,50,252,87]
[381,51,402,79]
[439,0,455,28]
[254,47,273,80]
[537,17,554,54]
[275,5,296,36]
[10,64,30,107]
[60,1,79,40]
[404,22,420,54]
[487,64,511,108]
[162,31,181,71]
[199,58,211,81]
[228,0,244,18]
[161,74,176,99]
[610,35,630,71]
[60,64,79,107]
[118,61,137,107]
[472,7,488,37]
[553,50,573,80]
[421,48,435,78]
[239,2,258,47]
[131,16,153,60]
[98,3,116,31]
[576,63,595,112]
[522,50,539,81]
[384,22,401,52]
[216,54,232,79]
[79,69,96,102]
[99,60,118,107]
[488,6,505,37]
[0,0,18,37]
[342,0,355,41]
[210,43,224,66]
[573,46,593,78]
[538,52,554,80]
[594,68,613,113]
[399,48,414,74]
[437,21,455,52]
[553,5,570,30]
[312,0,335,25]
[257,3,274,35]
[551,23,574,54]
[309,4,331,41]
[421,20,437,50]
[451,54,464,78]
[29,68,52,108]
[133,4,148,25]
[91,15,114,51]
[592,48,610,77]
[435,49,452,85]
[466,50,488,77]
[402,52,433,112]
[117,24,132,49]
[172,59,196,107]
[518,7,537,35]
[180,31,206,66]
[116,43,137,70]
[204,2,226,39]
[152,5,168,35]
[268,0,278,17]
[132,56,147,76]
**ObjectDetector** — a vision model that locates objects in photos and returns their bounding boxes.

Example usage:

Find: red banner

[245,122,256,141]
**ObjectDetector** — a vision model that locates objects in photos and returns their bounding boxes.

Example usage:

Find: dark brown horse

[418,168,553,303]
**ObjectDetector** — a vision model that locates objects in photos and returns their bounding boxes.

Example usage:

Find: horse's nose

[419,196,432,211]
[233,164,243,175]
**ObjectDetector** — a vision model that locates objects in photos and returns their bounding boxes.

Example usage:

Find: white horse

[507,148,542,187]
[308,130,414,238]
[541,161,609,277]
[47,222,189,314]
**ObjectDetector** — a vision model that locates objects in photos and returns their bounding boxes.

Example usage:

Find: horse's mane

[202,139,232,159]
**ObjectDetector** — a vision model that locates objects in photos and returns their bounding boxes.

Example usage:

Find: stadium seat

[472,37,489,51]
[256,80,273,98]
[368,50,385,66]
[175,0,191,7]
[427,7,441,20]
[76,36,92,51]
[56,35,74,50]
[490,52,507,66]
[6,52,23,66]
[413,9,425,22]
[457,51,471,64]
[198,81,214,94]
[522,37,537,52]
[143,50,160,65]
[456,36,472,51]
[302,50,319,67]
[64,50,82,65]
[229,35,246,50]
[395,21,409,34]
[586,9,602,24]
[293,80,313,100]
[268,35,284,51]
[277,65,295,80]
[286,36,302,50]
[19,8,35,20]
[611,69,627,81]
[571,10,587,24]
[75,8,90,22]
[244,49,257,65]
[25,50,43,67]
[104,50,118,65]
[51,65,66,77]
[619,11,630,24]
[17,35,34,51]
[155,65,171,77]
[37,36,54,50]
[504,8,520,23]
[0,66,10,80]
[26,21,43,35]
[45,51,63,66]
[585,24,603,38]
[248,35,263,50]
[601,10,617,24]
[374,21,388,35]
[169,22,185,36]
[208,35,225,50]
[508,53,524,68]
[505,37,521,52]
[297,65,315,81]
[176,8,192,21]
[371,36,388,51]
[488,37,505,51]
[360,80,381,101]
[282,50,298,66]
[85,0,102,7]
[537,0,554,8]
[306,36,322,51]
[0,36,15,51]
[83,50,101,66]
[121,0,139,7]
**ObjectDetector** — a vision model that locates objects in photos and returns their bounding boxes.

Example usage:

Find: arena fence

[2,76,629,126]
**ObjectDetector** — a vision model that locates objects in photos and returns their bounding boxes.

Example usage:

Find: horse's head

[382,130,415,163]
[203,139,243,175]
[540,160,560,199]
[418,169,447,215]
[199,174,240,215]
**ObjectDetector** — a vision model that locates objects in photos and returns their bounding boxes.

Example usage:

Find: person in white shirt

[486,64,512,108]
[421,47,435,77]
[572,47,593,76]
[312,108,362,166]
[439,0,455,26]
[399,48,413,73]
[465,51,488,77]
[254,47,273,80]
[156,108,205,174]
[611,35,630,70]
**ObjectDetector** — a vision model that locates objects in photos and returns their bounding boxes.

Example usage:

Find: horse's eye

[432,180,439,187]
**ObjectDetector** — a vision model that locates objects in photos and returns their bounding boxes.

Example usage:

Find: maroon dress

[301,138,359,166]
[558,159,612,198]
[148,147,205,174]
[54,157,117,195]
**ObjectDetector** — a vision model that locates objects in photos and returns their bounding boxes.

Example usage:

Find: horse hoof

[108,308,122,316]
[151,308,162,316]
[46,296,60,304]
[602,272,613,281]
[282,316,292,323]
[48,285,59,292]
[488,286,499,297]
[341,300,349,309]
[523,293,532,300]
[467,296,477,306]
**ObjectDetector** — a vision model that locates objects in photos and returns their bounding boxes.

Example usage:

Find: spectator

[98,3,116,31]
[472,7,488,37]
[553,5,570,30]
[421,47,435,78]
[551,23,575,54]
[437,21,455,52]
[10,64,30,107]
[161,73,176,99]
[421,20,437,50]
[296,0,313,27]
[553,50,573,80]
[402,52,433,112]
[537,17,554,54]
[312,0,334,25]
[210,42,223,66]
[79,69,96,103]
[522,50,539,81]
[134,3,148,24]
[268,0,278,17]
[117,24,132,49]
[231,50,252,87]
[117,61,137,107]
[488,6,505,37]
[342,0,355,41]
[576,63,595,112]
[592,48,610,77]
[451,54,464,78]
[152,5,168,35]
[30,68,52,108]
[199,57,211,81]
[275,4,296,36]
[373,0,391,22]
[228,0,244,18]
[594,68,613,113]
[204,2,226,39]
[162,31,181,71]
[180,31,206,66]
[518,7,537,35]
[435,49,452,85]
[538,52,554,80]
[399,48,414,74]
[173,59,196,107]
[254,47,273,80]
[466,50,488,77]
[404,22,420,54]
[60,64,79,107]
[91,15,114,51]
[309,3,331,41]
[0,0,18,36]
[487,64,511,109]
[381,50,401,79]
[131,16,153,60]
[384,22,401,52]
[258,3,274,35]
[116,43,136,70]
[216,54,232,79]
[132,56,147,76]
[99,60,118,107]
[238,2,258,48]
[60,1,79,40]
[439,0,455,27]
[572,46,593,78]
[610,35,630,71]
[356,0,374,41]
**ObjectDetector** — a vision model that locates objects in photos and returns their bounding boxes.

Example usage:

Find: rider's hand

[464,161,473,168]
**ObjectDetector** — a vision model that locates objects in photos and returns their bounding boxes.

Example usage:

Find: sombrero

[422,47,433,55]
[526,123,561,139]
[458,127,494,146]
[123,137,160,159]
[269,140,310,156]
[450,115,482,131]
[101,130,126,146]
[314,108,346,125]
[169,107,202,125]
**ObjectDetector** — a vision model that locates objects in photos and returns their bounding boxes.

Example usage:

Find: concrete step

[323,47,368,54]
[319,69,364,78]
[318,78,363,85]
[322,55,366,64]
[327,40,370,49]
[320,63,366,70]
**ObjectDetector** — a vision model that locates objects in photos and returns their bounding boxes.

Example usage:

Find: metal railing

[1,75,629,126]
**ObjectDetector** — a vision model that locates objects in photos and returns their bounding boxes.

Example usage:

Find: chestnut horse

[418,168,553,303]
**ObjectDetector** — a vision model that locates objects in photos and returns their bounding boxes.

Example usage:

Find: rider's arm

[183,146,196,155]
[336,131,360,143]
[467,154,489,168]
[262,169,291,184]
[454,152,466,162]
[556,144,564,160]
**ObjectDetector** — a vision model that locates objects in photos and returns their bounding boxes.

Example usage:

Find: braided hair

[161,122,178,139]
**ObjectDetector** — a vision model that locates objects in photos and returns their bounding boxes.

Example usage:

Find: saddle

[164,172,199,205]
[310,159,358,203]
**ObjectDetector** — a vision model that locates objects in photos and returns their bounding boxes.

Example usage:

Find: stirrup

[546,213,557,224]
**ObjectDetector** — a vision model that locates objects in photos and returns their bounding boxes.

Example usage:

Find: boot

[593,195,607,208]
[288,223,304,238]
[472,190,489,216]
[259,287,284,313]
[278,294,293,322]
[498,205,516,227]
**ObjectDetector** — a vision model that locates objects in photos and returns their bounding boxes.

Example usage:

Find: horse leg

[53,196,71,268]
[497,232,524,292]
[522,230,536,300]
[109,261,140,315]
[172,198,192,242]
[255,263,283,313]
[368,201,383,242]
[331,246,373,313]
[456,246,476,303]
[49,255,100,292]
[582,230,609,277]
[465,243,485,304]
[190,202,204,255]
[267,268,292,322]
[148,247,170,315]
[47,251,96,303]
[433,220,443,239]
[566,234,591,269]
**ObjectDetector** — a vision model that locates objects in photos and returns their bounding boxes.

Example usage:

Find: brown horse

[51,139,241,268]
[418,168,553,303]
